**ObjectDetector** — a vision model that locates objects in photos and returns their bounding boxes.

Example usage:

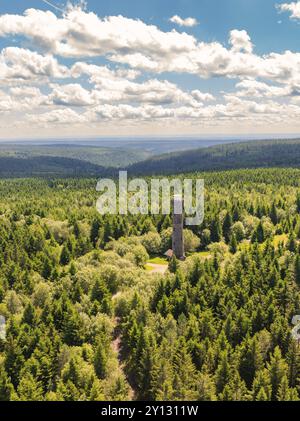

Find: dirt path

[146,263,168,274]
[111,296,135,400]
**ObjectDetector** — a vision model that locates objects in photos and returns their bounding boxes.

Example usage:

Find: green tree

[222,212,233,243]
[94,343,108,380]
[229,234,238,254]
[168,255,178,274]
[60,245,71,266]
[0,364,14,401]
[211,219,222,243]
[17,372,44,401]
[267,347,288,400]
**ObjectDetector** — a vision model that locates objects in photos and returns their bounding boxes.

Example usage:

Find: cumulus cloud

[169,15,198,27]
[48,83,94,106]
[24,94,300,126]
[1,5,300,135]
[0,91,14,113]
[71,62,140,82]
[1,7,300,85]
[0,86,46,113]
[229,30,253,54]
[46,75,214,108]
[0,47,69,83]
[94,78,211,106]
[10,86,43,97]
[277,1,300,19]
[27,108,87,125]
[235,80,290,98]
[0,8,196,58]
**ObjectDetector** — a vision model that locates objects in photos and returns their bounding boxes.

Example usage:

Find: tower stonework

[172,195,185,260]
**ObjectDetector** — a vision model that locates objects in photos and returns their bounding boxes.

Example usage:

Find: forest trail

[111,294,135,400]
[110,264,167,399]
[146,263,168,274]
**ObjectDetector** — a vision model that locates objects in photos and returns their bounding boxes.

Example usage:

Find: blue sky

[1,0,300,138]
[1,0,298,53]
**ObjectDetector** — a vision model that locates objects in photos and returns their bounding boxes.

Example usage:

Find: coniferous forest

[1,168,300,401]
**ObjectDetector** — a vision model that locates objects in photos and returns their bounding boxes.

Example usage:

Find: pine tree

[90,218,101,246]
[270,203,278,225]
[73,221,81,239]
[296,194,300,213]
[252,369,272,401]
[277,375,292,401]
[0,364,14,401]
[60,245,71,266]
[196,372,217,401]
[188,258,203,287]
[62,308,83,346]
[172,338,197,400]
[294,255,300,286]
[22,302,36,325]
[287,233,297,252]
[267,347,288,400]
[94,343,108,380]
[222,212,233,243]
[4,337,24,388]
[103,221,112,245]
[287,340,300,387]
[211,218,222,243]
[42,257,53,279]
[63,358,80,386]
[229,234,238,254]
[17,372,44,401]
[239,338,263,388]
[215,351,231,394]
[168,255,178,274]
[221,371,248,401]
[252,221,264,244]
[256,387,268,401]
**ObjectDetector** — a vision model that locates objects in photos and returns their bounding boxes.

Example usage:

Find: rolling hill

[1,138,300,177]
[127,138,300,175]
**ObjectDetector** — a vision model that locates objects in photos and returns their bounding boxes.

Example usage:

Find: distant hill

[2,138,300,177]
[127,138,300,176]
[0,156,112,178]
[0,144,150,169]
[0,143,152,177]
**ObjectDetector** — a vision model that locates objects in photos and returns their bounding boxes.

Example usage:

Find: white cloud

[48,83,94,106]
[229,30,253,54]
[10,86,42,97]
[0,8,196,58]
[1,6,300,136]
[278,1,300,19]
[27,108,87,125]
[0,47,69,83]
[0,86,46,113]
[70,62,140,84]
[46,75,214,108]
[169,15,198,27]
[27,95,300,125]
[1,7,300,85]
[234,80,290,98]
[0,91,14,113]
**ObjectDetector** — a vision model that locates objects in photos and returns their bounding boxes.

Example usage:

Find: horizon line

[1,133,300,142]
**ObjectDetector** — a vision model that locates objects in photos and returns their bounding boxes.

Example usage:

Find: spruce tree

[94,343,108,380]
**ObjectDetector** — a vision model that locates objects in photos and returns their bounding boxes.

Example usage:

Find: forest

[1,138,300,178]
[128,138,300,175]
[1,168,300,401]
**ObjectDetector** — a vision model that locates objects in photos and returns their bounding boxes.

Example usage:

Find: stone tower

[172,195,185,260]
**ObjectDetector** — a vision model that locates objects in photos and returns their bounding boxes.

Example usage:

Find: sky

[1,0,300,139]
